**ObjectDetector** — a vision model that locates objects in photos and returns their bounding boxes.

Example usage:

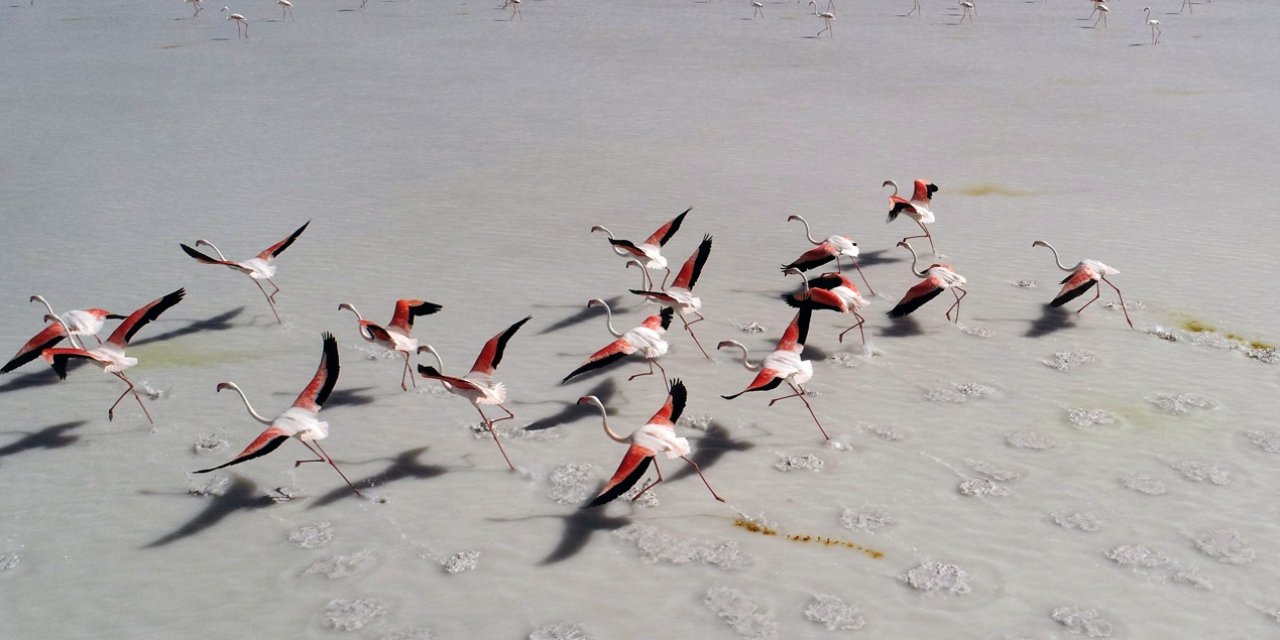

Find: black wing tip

[668,379,687,423]
[50,354,70,380]
[781,293,803,309]
[418,364,441,377]
[582,457,652,509]
[795,306,812,345]
[410,301,444,316]
[1050,281,1095,308]
[660,307,674,330]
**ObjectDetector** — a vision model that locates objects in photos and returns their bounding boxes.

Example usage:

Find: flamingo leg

[1101,276,1135,329]
[627,360,656,382]
[632,458,663,501]
[252,279,283,324]
[489,403,516,425]
[660,267,672,289]
[475,405,516,471]
[109,372,153,424]
[1076,284,1102,314]
[771,382,829,440]
[305,440,367,498]
[680,455,727,502]
[678,315,711,359]
[852,261,876,295]
[838,311,867,344]
[945,287,967,323]
[400,352,416,391]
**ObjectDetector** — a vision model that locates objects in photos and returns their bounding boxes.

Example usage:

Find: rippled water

[2,0,1278,637]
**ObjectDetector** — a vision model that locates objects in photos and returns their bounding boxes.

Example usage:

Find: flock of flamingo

[2,181,1135,510]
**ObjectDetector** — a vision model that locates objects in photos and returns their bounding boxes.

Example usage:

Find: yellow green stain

[734,518,884,559]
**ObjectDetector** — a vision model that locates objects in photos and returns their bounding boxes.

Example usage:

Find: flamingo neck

[589,299,623,337]
[901,243,927,278]
[883,179,900,197]
[338,304,374,339]
[1036,241,1071,271]
[783,268,810,295]
[591,226,628,257]
[719,340,761,371]
[220,382,272,424]
[584,396,628,443]
[420,344,444,370]
[789,215,820,245]
[200,240,230,260]
[30,295,56,318]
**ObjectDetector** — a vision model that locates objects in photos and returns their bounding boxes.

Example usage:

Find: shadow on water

[537,296,627,336]
[272,385,376,408]
[669,422,753,483]
[309,447,448,509]
[131,307,246,347]
[524,379,618,432]
[851,249,905,267]
[143,476,277,548]
[507,508,633,565]
[0,420,86,462]
[1025,305,1075,338]
[878,315,925,338]
[0,360,88,393]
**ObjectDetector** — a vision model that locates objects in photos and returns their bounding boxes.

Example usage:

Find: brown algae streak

[734,519,884,560]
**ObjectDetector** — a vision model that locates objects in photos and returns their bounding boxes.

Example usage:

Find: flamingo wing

[41,347,102,379]
[362,321,395,344]
[180,244,252,273]
[628,289,679,306]
[106,288,186,347]
[643,207,691,248]
[887,276,944,318]
[584,445,654,508]
[781,286,846,313]
[721,369,784,400]
[1051,270,1098,307]
[647,379,687,425]
[886,196,917,223]
[561,338,636,384]
[293,333,339,411]
[775,307,812,352]
[671,235,713,290]
[606,238,649,259]
[2,323,66,374]
[256,220,310,260]
[469,316,531,376]
[781,244,836,273]
[193,427,291,473]
[913,180,938,203]
[416,365,484,391]
[807,273,848,291]
[389,299,443,332]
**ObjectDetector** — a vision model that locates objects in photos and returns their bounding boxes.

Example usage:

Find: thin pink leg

[476,405,516,471]
[305,440,367,498]
[252,279,282,324]
[110,372,153,424]
[852,261,876,295]
[680,455,726,502]
[1102,277,1134,329]
[632,458,663,501]
[945,287,967,323]
[838,311,866,344]
[1076,286,1102,314]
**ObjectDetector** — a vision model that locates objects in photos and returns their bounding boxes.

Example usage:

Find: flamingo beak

[215,382,232,392]
[106,314,126,320]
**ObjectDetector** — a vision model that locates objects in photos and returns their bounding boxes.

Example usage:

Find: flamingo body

[562,306,673,384]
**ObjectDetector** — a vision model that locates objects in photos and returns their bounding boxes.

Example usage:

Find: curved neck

[30,295,56,318]
[718,340,761,371]
[338,304,373,339]
[419,344,444,370]
[589,299,623,337]
[783,268,810,294]
[591,226,627,257]
[583,396,628,443]
[789,215,820,245]
[900,243,927,277]
[198,240,229,260]
[219,382,272,424]
[883,180,900,197]
[1035,241,1071,271]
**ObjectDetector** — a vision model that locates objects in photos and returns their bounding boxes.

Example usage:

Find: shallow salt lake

[2,0,1279,638]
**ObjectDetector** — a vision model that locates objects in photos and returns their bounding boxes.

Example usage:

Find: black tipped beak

[106,314,126,320]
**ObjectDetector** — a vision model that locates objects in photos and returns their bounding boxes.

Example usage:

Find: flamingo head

[586,298,607,309]
[896,241,912,250]
[337,302,356,313]
[624,259,644,270]
[43,314,58,324]
[1031,240,1049,249]
[195,239,215,248]
[786,214,802,223]
[576,395,598,406]
[215,382,235,393]
[882,179,899,194]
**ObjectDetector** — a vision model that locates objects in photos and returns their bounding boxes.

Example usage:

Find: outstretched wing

[106,288,186,347]
[193,427,290,474]
[257,220,310,260]
[781,244,836,273]
[180,244,252,273]
[780,287,846,313]
[584,446,653,508]
[417,365,484,391]
[643,207,691,248]
[469,316,531,376]
[721,370,784,400]
[886,196,916,223]
[561,339,635,384]
[648,379,687,425]
[390,299,443,332]
[887,277,944,318]
[775,307,811,352]
[41,347,101,380]
[293,333,339,411]
[672,235,713,290]
[1051,270,1097,307]
[2,323,66,374]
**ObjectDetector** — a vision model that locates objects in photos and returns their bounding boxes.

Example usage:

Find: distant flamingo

[1032,240,1133,329]
[884,178,939,255]
[180,220,308,324]
[221,7,248,37]
[509,0,522,19]
[782,269,870,344]
[592,207,690,290]
[561,301,673,387]
[41,289,186,423]
[719,307,828,440]
[1144,7,1161,44]
[781,214,876,294]
[29,295,123,349]
[907,0,921,16]
[338,299,443,390]
[277,0,293,19]
[809,2,835,36]
[416,316,531,471]
[186,0,204,17]
[578,380,725,507]
[194,333,366,498]
[1091,3,1109,27]
[959,0,974,23]
[1179,0,1192,15]
[752,0,763,18]
[887,241,967,322]
[629,235,714,359]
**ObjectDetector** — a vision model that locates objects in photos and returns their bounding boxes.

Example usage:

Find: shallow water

[2,0,1278,637]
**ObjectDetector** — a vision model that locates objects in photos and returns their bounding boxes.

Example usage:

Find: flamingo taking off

[884,178,939,255]
[338,299,443,390]
[193,333,366,498]
[752,1,763,18]
[719,307,829,440]
[577,380,724,507]
[591,207,690,290]
[629,235,714,359]
[179,220,309,324]
[41,289,186,424]
[1144,7,1161,44]
[29,295,123,350]
[277,0,293,19]
[3,321,69,375]
[416,316,531,471]
[887,241,967,322]
[781,214,876,295]
[959,0,974,23]
[1032,240,1134,329]
[186,0,204,17]
[221,7,248,37]
[781,269,870,344]
[561,301,673,388]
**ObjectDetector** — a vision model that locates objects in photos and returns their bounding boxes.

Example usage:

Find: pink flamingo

[561,301,672,388]
[887,241,967,322]
[221,7,248,37]
[781,269,870,344]
[591,208,690,290]
[718,307,828,440]
[629,234,714,359]
[338,299,443,390]
[884,179,939,255]
[180,221,308,324]
[781,214,876,294]
[1032,240,1133,329]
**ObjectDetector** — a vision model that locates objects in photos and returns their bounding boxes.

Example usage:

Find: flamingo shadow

[851,249,906,267]
[668,422,753,483]
[536,296,627,335]
[878,315,925,338]
[131,307,245,347]
[802,344,832,361]
[274,386,376,408]
[143,476,277,548]
[0,359,89,394]
[524,379,618,432]
[1024,305,1074,338]
[0,420,86,462]
[309,447,447,508]
[523,508,634,565]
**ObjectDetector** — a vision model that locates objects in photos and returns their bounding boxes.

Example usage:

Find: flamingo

[629,234,714,359]
[1144,7,1161,44]
[29,295,123,349]
[1032,240,1133,329]
[509,0,522,19]
[416,316,531,471]
[1179,0,1191,15]
[577,380,725,507]
[719,307,829,440]
[959,0,974,23]
[221,7,248,37]
[883,178,939,255]
[907,0,921,16]
[179,220,308,324]
[781,214,876,295]
[338,299,443,390]
[591,207,690,290]
[41,289,186,424]
[277,0,293,19]
[1091,3,1109,27]
[194,333,366,498]
[752,0,763,18]
[3,322,69,375]
[887,241,967,322]
[781,269,870,345]
[186,0,204,17]
[809,2,835,36]
[561,301,672,388]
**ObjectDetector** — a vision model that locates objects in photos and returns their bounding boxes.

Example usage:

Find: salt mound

[736,321,767,334]
[840,504,895,533]
[1052,512,1101,533]
[1146,393,1216,416]
[546,463,596,504]
[703,586,778,640]
[1194,528,1255,565]
[1066,408,1119,429]
[1043,351,1098,372]
[288,522,334,549]
[189,475,230,497]
[442,550,480,575]
[303,549,377,580]
[1168,460,1230,485]
[379,629,433,640]
[678,414,713,430]
[1245,431,1280,454]
[926,382,996,403]
[860,423,906,441]
[529,622,594,640]
[901,561,971,595]
[1121,473,1166,496]
[192,434,227,455]
[322,598,387,632]
[1050,607,1113,637]
[958,477,1011,497]
[613,523,749,570]
[1105,544,1171,569]
[0,552,19,574]
[966,459,1018,482]
[773,453,824,472]
[804,594,865,631]
[1006,431,1055,450]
